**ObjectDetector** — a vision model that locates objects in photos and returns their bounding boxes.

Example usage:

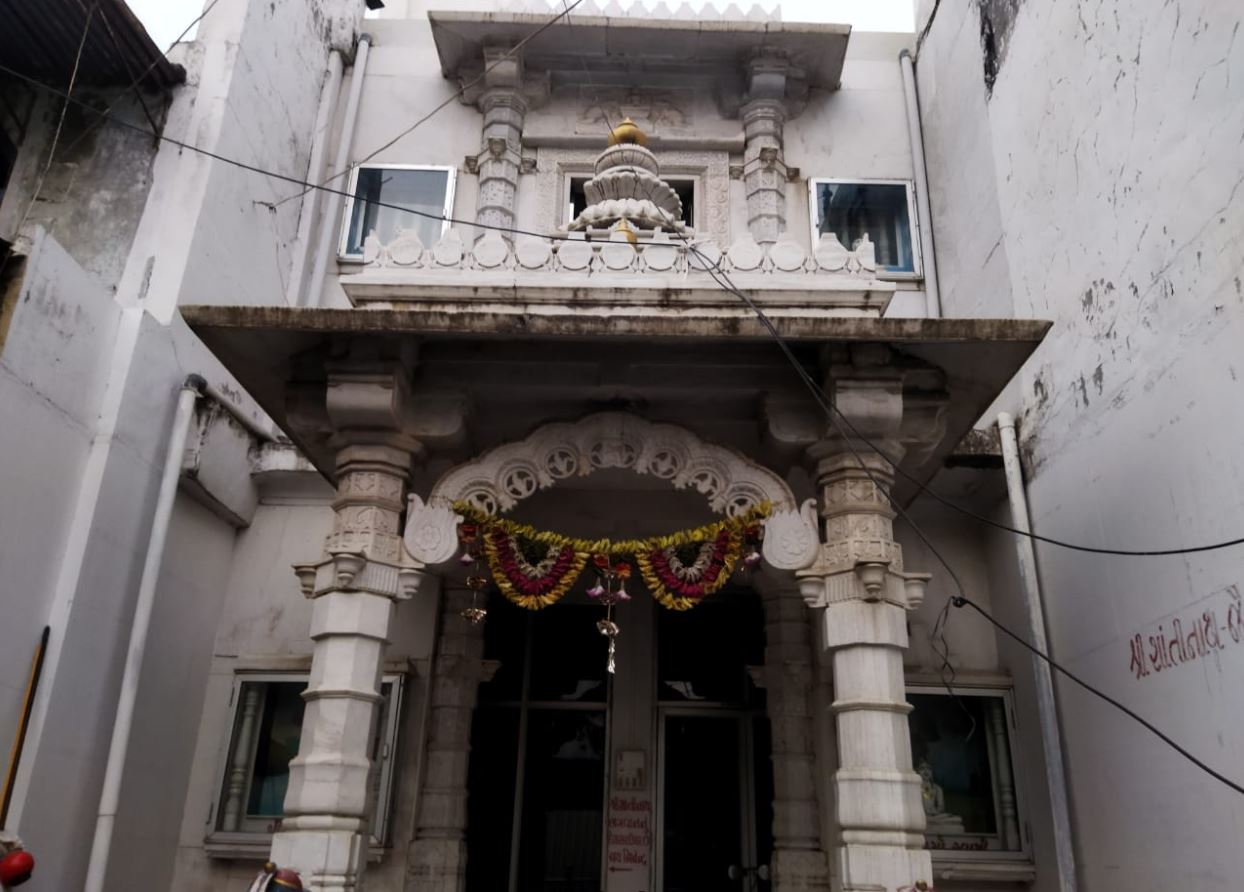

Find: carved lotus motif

[762,499,821,571]
[403,494,464,565]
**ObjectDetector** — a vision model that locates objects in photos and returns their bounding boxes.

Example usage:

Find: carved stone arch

[403,412,820,570]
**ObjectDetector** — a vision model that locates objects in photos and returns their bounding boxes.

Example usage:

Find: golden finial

[614,218,638,247]
[607,117,647,147]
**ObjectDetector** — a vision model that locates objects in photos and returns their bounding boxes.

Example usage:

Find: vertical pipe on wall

[997,412,1078,892]
[286,49,344,307]
[899,49,942,317]
[83,376,204,892]
[305,34,372,308]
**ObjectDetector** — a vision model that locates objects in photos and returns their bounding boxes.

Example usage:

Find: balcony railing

[341,227,895,317]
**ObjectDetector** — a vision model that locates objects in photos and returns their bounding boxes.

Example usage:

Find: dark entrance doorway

[656,590,774,892]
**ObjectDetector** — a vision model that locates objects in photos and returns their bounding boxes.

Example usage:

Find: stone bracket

[292,554,430,601]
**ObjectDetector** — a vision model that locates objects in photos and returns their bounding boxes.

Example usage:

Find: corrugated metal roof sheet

[0,0,185,92]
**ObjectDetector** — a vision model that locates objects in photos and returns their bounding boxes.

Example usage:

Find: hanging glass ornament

[597,614,619,674]
[458,523,489,625]
[742,523,764,568]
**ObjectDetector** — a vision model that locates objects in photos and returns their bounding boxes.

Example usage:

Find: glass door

[658,712,772,892]
[466,598,610,892]
[656,589,773,892]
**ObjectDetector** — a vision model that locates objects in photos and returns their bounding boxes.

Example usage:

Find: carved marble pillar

[741,97,787,244]
[757,574,831,892]
[405,589,494,892]
[739,55,800,244]
[797,374,933,892]
[464,49,547,241]
[271,362,428,892]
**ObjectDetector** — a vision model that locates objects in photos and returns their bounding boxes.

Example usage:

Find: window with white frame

[566,174,695,229]
[906,684,1028,859]
[809,179,919,276]
[209,673,404,850]
[340,164,456,258]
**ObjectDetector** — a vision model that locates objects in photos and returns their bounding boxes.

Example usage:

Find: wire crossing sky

[126,0,916,50]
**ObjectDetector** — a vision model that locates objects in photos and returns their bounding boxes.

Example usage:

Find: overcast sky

[128,0,914,50]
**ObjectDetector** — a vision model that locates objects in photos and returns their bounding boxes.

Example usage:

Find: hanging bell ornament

[743,549,762,568]
[465,574,489,590]
[586,582,607,599]
[459,551,476,566]
[461,605,487,625]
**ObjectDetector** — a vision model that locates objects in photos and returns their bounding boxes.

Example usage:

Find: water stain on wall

[979,0,1024,95]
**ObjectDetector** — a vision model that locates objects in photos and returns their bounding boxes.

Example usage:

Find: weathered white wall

[124,0,362,320]
[169,499,440,890]
[0,92,166,293]
[0,231,252,891]
[107,495,238,892]
[918,0,1244,887]
[0,230,121,780]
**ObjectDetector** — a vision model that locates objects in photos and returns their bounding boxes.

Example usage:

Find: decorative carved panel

[403,412,820,571]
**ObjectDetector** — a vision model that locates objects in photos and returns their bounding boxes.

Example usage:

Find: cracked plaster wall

[918,1,1244,888]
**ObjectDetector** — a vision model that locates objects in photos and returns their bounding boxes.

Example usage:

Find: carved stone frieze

[575,86,691,137]
[401,412,820,572]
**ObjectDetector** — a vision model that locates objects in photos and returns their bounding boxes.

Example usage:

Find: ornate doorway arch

[402,412,820,571]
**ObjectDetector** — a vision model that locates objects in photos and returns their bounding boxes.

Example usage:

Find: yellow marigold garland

[454,502,769,611]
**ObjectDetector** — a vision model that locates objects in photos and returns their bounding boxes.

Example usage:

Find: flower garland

[479,524,589,609]
[634,525,744,611]
[454,502,769,611]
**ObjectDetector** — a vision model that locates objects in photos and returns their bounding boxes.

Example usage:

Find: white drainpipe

[83,376,204,892]
[997,412,1078,892]
[305,34,372,308]
[899,49,941,317]
[287,49,345,307]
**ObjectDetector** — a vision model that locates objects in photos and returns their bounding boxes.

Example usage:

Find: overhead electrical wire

[0,1,99,277]
[674,233,1244,796]
[59,0,224,158]
[269,0,588,209]
[3,39,1242,797]
[4,58,1242,560]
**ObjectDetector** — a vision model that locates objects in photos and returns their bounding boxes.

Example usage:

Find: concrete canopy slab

[182,305,1048,508]
[427,10,851,94]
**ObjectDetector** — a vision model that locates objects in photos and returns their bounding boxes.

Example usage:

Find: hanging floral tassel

[458,523,488,625]
[588,556,632,673]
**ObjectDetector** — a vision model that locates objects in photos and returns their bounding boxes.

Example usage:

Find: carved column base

[406,838,468,892]
[835,844,931,892]
[772,847,831,892]
[270,824,366,892]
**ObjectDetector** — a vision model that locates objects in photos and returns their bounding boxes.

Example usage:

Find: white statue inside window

[918,759,965,833]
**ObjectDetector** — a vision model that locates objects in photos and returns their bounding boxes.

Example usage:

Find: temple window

[205,672,405,858]
[339,164,456,259]
[809,179,919,275]
[906,684,1031,867]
